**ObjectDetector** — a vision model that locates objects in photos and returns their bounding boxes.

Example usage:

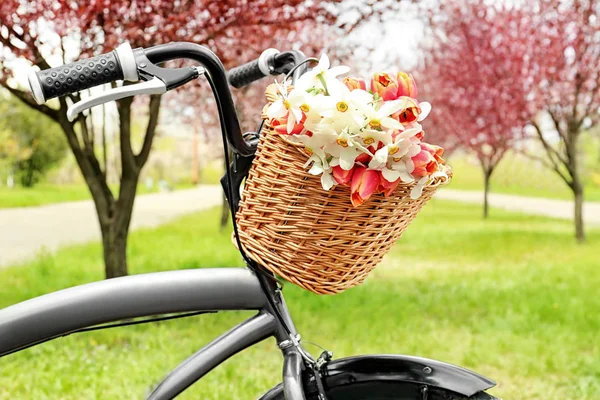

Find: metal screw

[423,366,432,374]
[139,62,147,68]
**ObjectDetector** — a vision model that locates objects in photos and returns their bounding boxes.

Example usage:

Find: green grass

[448,152,600,201]
[1,202,599,399]
[0,182,195,209]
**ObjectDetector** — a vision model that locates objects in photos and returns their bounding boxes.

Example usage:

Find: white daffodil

[318,81,372,134]
[381,157,416,184]
[357,99,404,132]
[377,142,421,184]
[368,127,422,170]
[356,128,391,148]
[295,54,350,93]
[265,80,291,119]
[327,129,366,171]
[296,143,337,191]
[266,82,320,134]
[410,176,430,199]
[293,129,337,155]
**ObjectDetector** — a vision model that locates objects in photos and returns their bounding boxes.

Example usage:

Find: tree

[523,0,600,242]
[0,0,348,278]
[0,94,67,186]
[421,0,532,218]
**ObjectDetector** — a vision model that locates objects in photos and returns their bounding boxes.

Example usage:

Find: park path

[0,185,222,267]
[436,189,600,225]
[2,186,599,267]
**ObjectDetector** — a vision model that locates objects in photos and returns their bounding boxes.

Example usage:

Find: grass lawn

[0,182,195,209]
[447,152,600,202]
[0,202,599,399]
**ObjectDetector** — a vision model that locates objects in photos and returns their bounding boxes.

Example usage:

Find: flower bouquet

[235,54,451,295]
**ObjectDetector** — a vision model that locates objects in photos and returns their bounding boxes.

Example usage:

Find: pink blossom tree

[421,0,533,218]
[523,0,600,242]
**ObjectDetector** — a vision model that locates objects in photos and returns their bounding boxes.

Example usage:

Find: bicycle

[0,41,498,399]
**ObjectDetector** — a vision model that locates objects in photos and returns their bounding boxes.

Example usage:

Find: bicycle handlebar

[27,41,307,157]
[228,49,279,88]
[28,43,138,105]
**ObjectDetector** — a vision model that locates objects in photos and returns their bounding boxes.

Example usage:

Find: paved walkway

[436,189,600,225]
[0,185,222,267]
[2,186,598,267]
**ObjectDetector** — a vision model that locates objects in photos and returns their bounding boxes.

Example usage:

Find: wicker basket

[235,87,451,295]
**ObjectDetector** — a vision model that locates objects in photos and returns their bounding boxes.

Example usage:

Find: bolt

[423,366,432,374]
[139,63,147,68]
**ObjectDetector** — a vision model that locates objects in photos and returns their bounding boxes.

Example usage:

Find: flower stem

[318,73,330,95]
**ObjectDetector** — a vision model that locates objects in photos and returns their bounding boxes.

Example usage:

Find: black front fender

[259,354,496,399]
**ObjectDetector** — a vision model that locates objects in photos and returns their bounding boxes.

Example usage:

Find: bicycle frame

[0,267,307,399]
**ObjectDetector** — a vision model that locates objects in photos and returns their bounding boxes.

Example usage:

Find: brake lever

[67,77,166,121]
[67,46,205,122]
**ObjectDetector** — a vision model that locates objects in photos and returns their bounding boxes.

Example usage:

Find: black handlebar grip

[29,52,124,104]
[228,58,267,88]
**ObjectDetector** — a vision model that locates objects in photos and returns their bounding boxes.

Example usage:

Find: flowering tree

[0,0,347,278]
[524,0,600,242]
[421,0,533,218]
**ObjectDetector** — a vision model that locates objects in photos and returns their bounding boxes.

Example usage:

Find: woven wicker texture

[235,86,451,294]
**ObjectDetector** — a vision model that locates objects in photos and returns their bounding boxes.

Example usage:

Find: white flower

[357,99,405,131]
[368,127,422,170]
[381,157,416,184]
[410,176,430,199]
[418,102,432,121]
[299,144,336,191]
[326,129,363,171]
[265,83,314,134]
[295,54,350,92]
[356,128,392,148]
[317,81,372,134]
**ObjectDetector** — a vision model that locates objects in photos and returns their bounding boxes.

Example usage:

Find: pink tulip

[332,165,354,185]
[371,72,399,101]
[343,76,367,91]
[411,148,438,179]
[350,167,379,207]
[377,173,401,197]
[396,72,418,98]
[420,142,445,163]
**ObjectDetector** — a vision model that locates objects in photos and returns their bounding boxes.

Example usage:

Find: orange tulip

[396,72,418,98]
[371,72,399,101]
[350,166,379,207]
[272,114,305,135]
[392,96,421,124]
[332,165,354,185]
[343,76,367,91]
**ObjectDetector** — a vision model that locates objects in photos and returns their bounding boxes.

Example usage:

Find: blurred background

[0,0,598,399]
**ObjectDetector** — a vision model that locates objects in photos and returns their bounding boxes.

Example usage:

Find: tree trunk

[567,130,585,243]
[191,127,199,185]
[483,170,491,219]
[220,192,230,231]
[220,148,233,231]
[573,181,585,243]
[101,222,128,279]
